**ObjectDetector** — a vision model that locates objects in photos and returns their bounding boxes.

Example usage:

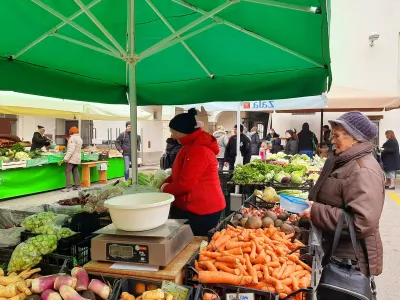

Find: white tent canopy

[327,85,400,109]
[0,91,153,121]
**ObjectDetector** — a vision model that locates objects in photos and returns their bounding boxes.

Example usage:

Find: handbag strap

[330,211,359,260]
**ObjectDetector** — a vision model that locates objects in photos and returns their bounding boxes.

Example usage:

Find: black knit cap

[169,108,198,134]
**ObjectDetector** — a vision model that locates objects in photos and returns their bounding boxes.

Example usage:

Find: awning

[0,91,153,121]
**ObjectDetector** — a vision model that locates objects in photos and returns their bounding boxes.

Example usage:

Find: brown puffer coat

[310,143,385,276]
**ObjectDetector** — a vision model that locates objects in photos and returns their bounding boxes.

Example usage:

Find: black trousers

[169,206,222,236]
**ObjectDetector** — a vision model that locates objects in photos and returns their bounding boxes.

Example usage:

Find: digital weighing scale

[91,219,194,268]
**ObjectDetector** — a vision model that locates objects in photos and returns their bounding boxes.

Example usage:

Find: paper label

[200,240,208,251]
[161,281,189,300]
[226,293,255,300]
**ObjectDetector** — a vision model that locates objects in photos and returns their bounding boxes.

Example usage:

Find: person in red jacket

[160,108,226,236]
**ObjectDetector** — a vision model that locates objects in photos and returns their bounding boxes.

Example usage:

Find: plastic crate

[21,230,82,251]
[271,180,314,192]
[67,212,111,238]
[0,247,73,275]
[185,252,314,300]
[112,278,193,300]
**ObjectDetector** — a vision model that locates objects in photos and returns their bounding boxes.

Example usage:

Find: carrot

[213,261,236,269]
[261,286,276,293]
[252,264,262,271]
[284,233,294,240]
[291,274,299,291]
[244,254,258,284]
[241,247,252,253]
[279,293,288,299]
[201,251,222,258]
[198,261,218,271]
[250,241,257,261]
[213,234,230,250]
[248,282,267,289]
[299,276,310,288]
[252,252,267,265]
[281,264,292,279]
[225,241,251,250]
[225,247,243,256]
[195,260,203,272]
[266,262,280,268]
[198,271,252,285]
[236,263,249,276]
[280,278,292,286]
[199,255,215,262]
[215,262,239,275]
[266,276,285,293]
[263,266,269,282]
[295,265,303,271]
[294,270,310,279]
[216,256,240,264]
[203,293,218,300]
[219,253,246,264]
[257,271,263,279]
[212,231,221,241]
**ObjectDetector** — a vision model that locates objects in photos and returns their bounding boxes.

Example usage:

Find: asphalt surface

[375,191,400,300]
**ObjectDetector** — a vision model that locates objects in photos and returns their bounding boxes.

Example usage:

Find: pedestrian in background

[322,124,333,152]
[271,138,284,154]
[266,128,279,142]
[381,130,400,190]
[160,135,182,170]
[62,126,83,192]
[115,122,132,180]
[298,122,318,158]
[224,124,251,170]
[284,130,298,155]
[249,127,262,155]
[213,125,229,170]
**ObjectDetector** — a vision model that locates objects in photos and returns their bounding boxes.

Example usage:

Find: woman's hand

[299,201,314,219]
[160,183,169,192]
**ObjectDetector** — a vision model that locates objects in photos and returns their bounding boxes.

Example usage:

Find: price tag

[161,281,189,300]
[200,240,208,252]
[100,162,108,170]
[226,293,255,300]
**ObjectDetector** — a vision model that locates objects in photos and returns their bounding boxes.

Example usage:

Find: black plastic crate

[0,247,73,275]
[21,230,82,250]
[112,278,193,300]
[67,212,111,238]
[185,252,314,300]
[271,180,314,192]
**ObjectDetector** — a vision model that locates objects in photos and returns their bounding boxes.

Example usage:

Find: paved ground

[0,175,398,299]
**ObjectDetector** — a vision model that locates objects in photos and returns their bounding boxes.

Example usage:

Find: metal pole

[320,109,324,149]
[235,105,242,166]
[128,0,138,183]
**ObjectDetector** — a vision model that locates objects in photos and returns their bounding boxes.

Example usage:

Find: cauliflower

[262,187,279,203]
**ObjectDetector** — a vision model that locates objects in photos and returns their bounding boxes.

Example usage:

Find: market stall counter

[84,236,205,285]
[0,157,124,200]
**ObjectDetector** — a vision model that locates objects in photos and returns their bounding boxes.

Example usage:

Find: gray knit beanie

[328,111,377,142]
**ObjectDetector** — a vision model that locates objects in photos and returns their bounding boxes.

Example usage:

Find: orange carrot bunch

[196,225,311,300]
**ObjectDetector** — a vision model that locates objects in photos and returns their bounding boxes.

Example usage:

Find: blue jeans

[299,150,313,158]
[123,155,131,180]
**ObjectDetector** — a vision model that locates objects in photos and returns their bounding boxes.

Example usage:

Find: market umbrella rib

[12,0,102,60]
[244,0,319,13]
[172,0,324,68]
[31,0,121,56]
[145,0,213,78]
[73,0,128,58]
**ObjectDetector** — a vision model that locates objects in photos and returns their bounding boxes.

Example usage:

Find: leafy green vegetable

[231,160,282,184]
[283,164,307,176]
[11,143,24,153]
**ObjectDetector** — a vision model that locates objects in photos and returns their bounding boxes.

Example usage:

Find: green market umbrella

[0,0,331,181]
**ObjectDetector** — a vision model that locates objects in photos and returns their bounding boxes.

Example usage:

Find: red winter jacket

[162,129,226,215]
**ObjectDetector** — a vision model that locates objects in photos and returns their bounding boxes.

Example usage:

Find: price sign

[226,293,255,300]
[200,240,208,252]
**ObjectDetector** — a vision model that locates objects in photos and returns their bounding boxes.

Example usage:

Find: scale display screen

[106,243,149,263]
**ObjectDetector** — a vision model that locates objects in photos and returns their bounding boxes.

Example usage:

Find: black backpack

[160,153,171,170]
[317,212,376,300]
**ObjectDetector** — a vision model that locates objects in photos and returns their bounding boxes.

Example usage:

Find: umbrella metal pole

[235,105,243,166]
[128,0,138,184]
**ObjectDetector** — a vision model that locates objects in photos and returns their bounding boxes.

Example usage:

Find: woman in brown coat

[301,111,384,276]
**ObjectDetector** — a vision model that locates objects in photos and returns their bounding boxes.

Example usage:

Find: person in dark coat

[224,124,251,170]
[164,136,182,169]
[266,128,279,141]
[322,125,332,152]
[298,123,318,158]
[249,127,262,155]
[381,130,400,190]
[284,130,298,155]
[31,125,50,151]
[115,122,132,180]
[271,138,284,154]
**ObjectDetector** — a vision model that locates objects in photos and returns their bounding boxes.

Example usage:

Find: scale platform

[91,219,194,267]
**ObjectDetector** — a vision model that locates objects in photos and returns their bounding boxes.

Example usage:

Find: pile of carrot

[195,225,312,300]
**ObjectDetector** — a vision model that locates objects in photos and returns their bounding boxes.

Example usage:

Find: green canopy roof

[0,0,331,106]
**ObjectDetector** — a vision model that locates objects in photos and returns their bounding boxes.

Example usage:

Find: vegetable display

[120,288,174,300]
[195,226,311,299]
[232,160,282,184]
[22,213,76,240]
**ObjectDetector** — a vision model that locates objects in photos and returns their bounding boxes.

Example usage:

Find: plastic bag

[149,169,171,188]
[310,221,324,272]
[8,242,42,272]
[22,212,56,232]
[124,184,160,195]
[26,234,57,255]
[0,227,25,248]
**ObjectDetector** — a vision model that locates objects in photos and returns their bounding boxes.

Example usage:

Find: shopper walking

[224,124,251,170]
[213,125,229,170]
[284,130,298,155]
[322,125,333,152]
[271,138,284,154]
[115,122,132,180]
[249,127,262,155]
[160,108,225,236]
[62,126,83,192]
[300,111,384,277]
[298,122,318,158]
[160,136,182,170]
[381,130,400,190]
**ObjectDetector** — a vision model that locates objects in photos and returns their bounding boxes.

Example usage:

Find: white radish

[59,286,90,300]
[88,279,110,299]
[31,275,60,294]
[41,289,62,300]
[54,276,77,291]
[71,267,89,291]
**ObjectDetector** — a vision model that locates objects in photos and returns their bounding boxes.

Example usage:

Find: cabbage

[308,173,320,182]
[15,151,31,160]
[291,175,304,185]
[300,154,311,161]
[274,171,291,184]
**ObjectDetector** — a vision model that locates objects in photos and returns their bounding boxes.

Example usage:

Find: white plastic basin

[104,193,174,231]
